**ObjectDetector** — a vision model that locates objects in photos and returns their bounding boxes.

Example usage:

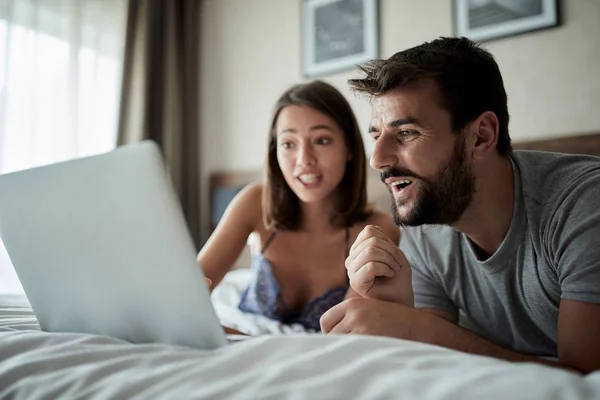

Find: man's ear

[469,111,499,160]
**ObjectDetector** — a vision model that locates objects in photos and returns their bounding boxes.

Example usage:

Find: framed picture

[302,0,379,77]
[454,0,559,42]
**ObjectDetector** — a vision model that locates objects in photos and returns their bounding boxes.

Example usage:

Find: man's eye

[399,130,417,137]
[280,142,293,149]
[371,134,380,141]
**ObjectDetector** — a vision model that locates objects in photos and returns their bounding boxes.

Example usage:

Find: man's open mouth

[391,179,413,193]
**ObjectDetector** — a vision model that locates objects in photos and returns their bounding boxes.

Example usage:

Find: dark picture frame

[454,0,559,42]
[302,0,379,77]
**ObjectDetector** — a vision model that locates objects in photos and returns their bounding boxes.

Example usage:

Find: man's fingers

[349,225,391,254]
[348,227,400,267]
[356,261,395,280]
[326,299,364,334]
[328,317,352,334]
[347,245,400,276]
[347,237,403,273]
[349,261,394,293]
[320,302,346,333]
[349,225,388,253]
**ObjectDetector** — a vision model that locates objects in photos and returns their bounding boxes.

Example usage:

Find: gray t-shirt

[400,150,600,357]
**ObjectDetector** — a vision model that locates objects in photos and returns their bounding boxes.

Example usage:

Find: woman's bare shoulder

[240,182,263,200]
[226,182,264,229]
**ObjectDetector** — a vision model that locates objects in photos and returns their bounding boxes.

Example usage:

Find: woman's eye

[316,137,331,145]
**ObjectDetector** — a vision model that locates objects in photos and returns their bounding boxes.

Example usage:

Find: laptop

[0,141,228,350]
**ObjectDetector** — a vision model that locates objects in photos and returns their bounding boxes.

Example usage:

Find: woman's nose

[297,144,316,166]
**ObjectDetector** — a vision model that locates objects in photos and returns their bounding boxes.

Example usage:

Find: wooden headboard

[512,132,600,155]
[209,171,262,232]
[209,132,600,231]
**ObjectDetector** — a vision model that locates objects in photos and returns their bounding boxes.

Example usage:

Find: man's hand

[346,225,413,305]
[320,297,420,338]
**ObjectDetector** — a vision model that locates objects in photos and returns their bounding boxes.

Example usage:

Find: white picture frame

[454,0,559,43]
[302,0,379,77]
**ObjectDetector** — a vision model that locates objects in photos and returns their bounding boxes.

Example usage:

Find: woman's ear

[346,152,353,162]
[470,111,499,160]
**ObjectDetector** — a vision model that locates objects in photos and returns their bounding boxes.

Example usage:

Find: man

[320,37,600,373]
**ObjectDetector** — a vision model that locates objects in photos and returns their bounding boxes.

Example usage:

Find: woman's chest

[262,234,348,307]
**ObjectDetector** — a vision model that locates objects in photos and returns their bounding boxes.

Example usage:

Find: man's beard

[381,135,475,227]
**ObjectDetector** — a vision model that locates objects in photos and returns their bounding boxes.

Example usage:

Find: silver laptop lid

[0,141,226,349]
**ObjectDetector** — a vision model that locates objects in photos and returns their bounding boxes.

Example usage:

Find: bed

[2,133,600,399]
[2,275,600,399]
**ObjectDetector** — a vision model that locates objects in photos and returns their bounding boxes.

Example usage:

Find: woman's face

[275,105,350,206]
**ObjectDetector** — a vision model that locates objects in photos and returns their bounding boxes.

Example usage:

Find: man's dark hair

[349,37,512,156]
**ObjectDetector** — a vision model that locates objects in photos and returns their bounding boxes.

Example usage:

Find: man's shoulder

[513,150,600,184]
[513,150,600,205]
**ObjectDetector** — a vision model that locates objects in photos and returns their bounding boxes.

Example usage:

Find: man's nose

[370,133,399,171]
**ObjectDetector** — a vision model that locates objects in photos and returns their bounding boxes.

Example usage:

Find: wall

[199,0,600,243]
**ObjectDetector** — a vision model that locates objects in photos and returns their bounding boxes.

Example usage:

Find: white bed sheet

[1,278,600,399]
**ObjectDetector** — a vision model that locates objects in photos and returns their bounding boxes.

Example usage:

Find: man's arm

[416,307,580,372]
[557,299,600,373]
[419,304,600,373]
[421,308,456,323]
[340,221,599,372]
[321,298,592,373]
[546,172,600,373]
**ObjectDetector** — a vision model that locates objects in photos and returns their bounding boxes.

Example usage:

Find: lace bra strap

[261,231,277,254]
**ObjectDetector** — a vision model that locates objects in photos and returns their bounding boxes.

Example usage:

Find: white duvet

[1,271,600,399]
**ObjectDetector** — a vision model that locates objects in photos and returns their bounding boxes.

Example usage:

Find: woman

[198,80,399,331]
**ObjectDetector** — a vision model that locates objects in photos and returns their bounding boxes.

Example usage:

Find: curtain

[0,0,127,293]
[117,0,202,249]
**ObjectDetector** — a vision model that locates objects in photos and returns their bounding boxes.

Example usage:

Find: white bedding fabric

[1,273,600,399]
[210,269,311,335]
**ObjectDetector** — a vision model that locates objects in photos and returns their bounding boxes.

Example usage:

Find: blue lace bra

[238,230,349,331]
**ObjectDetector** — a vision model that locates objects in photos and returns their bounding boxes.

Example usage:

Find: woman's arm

[197,183,263,287]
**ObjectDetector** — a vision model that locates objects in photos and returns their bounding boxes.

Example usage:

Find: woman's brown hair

[263,80,371,230]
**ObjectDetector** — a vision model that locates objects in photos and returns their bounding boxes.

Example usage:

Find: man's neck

[453,157,515,260]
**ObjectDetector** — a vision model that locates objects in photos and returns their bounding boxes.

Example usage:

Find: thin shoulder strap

[344,228,350,258]
[261,231,277,254]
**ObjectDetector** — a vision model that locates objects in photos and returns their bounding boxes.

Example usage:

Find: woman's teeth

[299,174,320,183]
